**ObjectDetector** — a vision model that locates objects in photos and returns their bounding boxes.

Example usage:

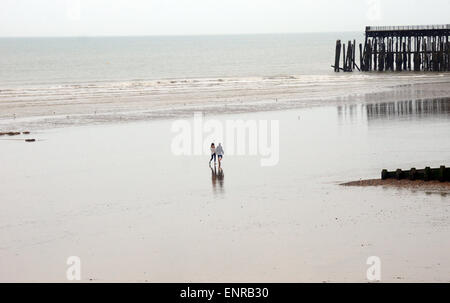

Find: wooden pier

[333,25,450,72]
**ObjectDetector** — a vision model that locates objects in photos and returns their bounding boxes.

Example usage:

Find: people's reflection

[210,163,225,194]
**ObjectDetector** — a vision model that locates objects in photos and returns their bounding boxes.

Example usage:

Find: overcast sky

[1,0,449,37]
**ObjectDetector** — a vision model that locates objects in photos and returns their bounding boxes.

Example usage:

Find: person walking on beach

[209,143,216,165]
[216,143,224,165]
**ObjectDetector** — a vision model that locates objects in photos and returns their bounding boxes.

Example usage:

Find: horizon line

[0,30,362,39]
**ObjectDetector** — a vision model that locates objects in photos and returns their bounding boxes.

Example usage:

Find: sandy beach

[1,85,450,282]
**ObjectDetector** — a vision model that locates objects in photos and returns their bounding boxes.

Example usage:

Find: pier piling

[334,24,450,72]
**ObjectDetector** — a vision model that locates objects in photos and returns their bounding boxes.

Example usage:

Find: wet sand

[2,74,450,131]
[1,97,450,282]
[342,180,450,194]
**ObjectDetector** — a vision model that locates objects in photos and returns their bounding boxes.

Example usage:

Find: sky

[0,0,449,37]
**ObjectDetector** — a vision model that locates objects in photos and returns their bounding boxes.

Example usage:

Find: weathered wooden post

[432,36,438,71]
[334,40,341,72]
[424,167,432,181]
[353,40,356,70]
[446,37,450,71]
[408,37,412,70]
[439,166,446,182]
[388,38,394,71]
[414,37,421,71]
[379,39,385,71]
[446,40,449,71]
[403,41,407,70]
[373,38,378,71]
[347,41,352,71]
[368,41,372,71]
[359,43,363,71]
[343,43,346,71]
[396,37,403,71]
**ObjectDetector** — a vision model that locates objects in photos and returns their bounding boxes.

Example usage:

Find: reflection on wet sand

[366,98,450,120]
[210,164,225,195]
[338,97,450,123]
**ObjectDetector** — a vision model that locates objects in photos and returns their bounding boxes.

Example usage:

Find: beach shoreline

[1,74,450,131]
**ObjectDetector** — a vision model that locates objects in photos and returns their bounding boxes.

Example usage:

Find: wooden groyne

[334,25,450,72]
[382,166,450,182]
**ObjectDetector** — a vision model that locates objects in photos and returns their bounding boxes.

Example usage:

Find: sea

[1,33,450,129]
[0,33,366,86]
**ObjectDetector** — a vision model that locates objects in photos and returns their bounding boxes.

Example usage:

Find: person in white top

[216,143,224,164]
[209,143,216,164]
